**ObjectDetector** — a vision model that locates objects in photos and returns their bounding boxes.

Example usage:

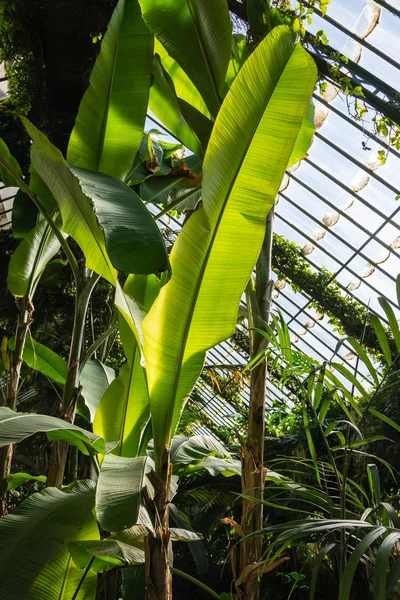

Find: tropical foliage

[2,1,398,600]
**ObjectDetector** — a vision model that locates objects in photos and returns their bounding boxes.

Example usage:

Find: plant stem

[80,323,118,372]
[0,295,34,516]
[239,208,274,600]
[145,446,172,600]
[46,269,99,488]
[0,161,80,282]
[170,568,219,599]
[71,557,94,600]
[154,188,201,221]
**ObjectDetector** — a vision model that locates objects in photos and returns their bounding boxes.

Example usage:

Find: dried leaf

[236,556,289,585]
[220,518,244,537]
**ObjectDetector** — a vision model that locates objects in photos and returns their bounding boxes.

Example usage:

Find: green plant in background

[242,284,400,599]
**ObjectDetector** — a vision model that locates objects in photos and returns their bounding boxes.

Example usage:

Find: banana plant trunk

[0,296,34,516]
[144,447,172,600]
[239,210,274,599]
[46,269,98,488]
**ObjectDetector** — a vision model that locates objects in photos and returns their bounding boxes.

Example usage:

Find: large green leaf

[94,275,159,457]
[0,138,22,186]
[140,0,232,117]
[0,480,95,600]
[11,189,38,239]
[67,0,153,181]
[169,435,240,476]
[28,514,99,600]
[7,213,65,297]
[150,55,212,157]
[96,454,154,531]
[70,166,168,275]
[153,38,210,118]
[68,526,146,573]
[80,359,115,422]
[9,336,67,387]
[7,473,46,491]
[22,118,117,285]
[0,407,105,455]
[142,26,317,466]
[339,527,387,600]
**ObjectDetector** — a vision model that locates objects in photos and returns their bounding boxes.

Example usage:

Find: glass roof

[1,0,399,437]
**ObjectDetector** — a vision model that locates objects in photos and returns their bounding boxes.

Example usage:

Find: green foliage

[143,26,316,469]
[0,0,45,116]
[67,0,153,182]
[272,233,393,357]
[0,480,95,599]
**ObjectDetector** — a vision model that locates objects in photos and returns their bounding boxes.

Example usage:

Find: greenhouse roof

[1,0,399,437]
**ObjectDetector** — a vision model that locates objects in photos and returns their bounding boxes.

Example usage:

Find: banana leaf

[11,189,38,238]
[140,0,232,117]
[28,514,99,600]
[8,336,67,387]
[70,166,168,275]
[79,359,116,422]
[0,407,105,455]
[22,118,117,285]
[154,38,210,118]
[94,275,160,457]
[7,212,66,297]
[96,454,154,531]
[68,526,147,573]
[0,480,95,600]
[150,55,212,157]
[142,26,317,468]
[67,0,153,181]
[0,138,22,186]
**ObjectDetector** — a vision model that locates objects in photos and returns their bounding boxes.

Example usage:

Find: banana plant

[1,0,167,494]
[1,2,317,598]
[136,16,316,599]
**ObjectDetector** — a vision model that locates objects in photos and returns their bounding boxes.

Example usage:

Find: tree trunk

[0,297,34,516]
[46,270,98,487]
[238,210,274,599]
[145,447,172,600]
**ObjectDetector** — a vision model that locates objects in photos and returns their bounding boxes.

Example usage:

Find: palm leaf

[139,0,232,117]
[339,527,387,600]
[142,26,317,467]
[0,481,95,600]
[67,0,153,181]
